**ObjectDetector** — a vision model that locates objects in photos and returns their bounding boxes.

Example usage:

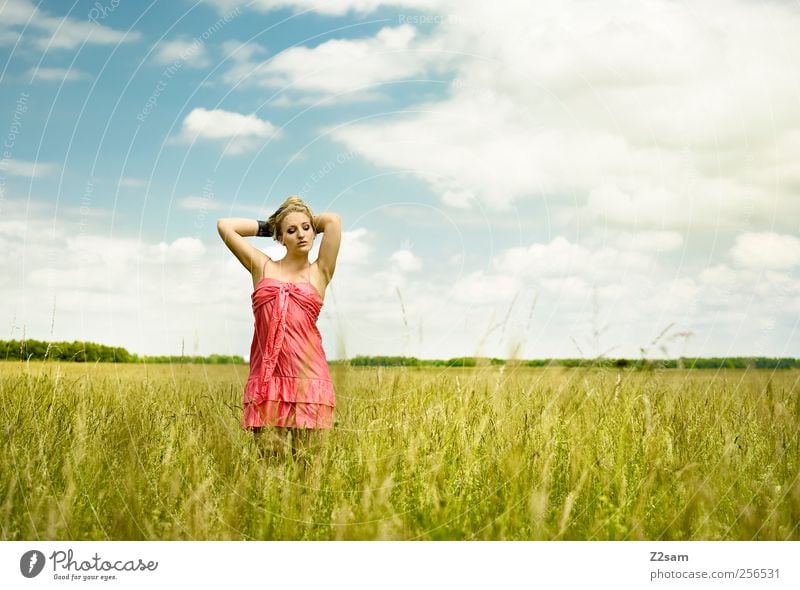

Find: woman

[217,196,342,461]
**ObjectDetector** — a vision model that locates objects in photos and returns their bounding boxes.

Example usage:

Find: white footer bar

[2,541,797,589]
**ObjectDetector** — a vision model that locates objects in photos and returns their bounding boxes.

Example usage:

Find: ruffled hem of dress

[244,374,336,406]
[241,400,334,430]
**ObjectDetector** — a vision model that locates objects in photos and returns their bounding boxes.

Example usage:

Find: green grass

[1,361,799,540]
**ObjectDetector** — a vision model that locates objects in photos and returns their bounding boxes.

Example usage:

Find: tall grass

[1,360,798,540]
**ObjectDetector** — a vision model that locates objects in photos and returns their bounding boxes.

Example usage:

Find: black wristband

[256,220,273,237]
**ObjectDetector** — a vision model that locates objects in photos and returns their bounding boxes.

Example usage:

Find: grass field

[1,360,798,540]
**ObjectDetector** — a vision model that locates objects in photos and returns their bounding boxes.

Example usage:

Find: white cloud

[583,184,675,227]
[204,0,444,17]
[441,188,476,209]
[0,159,58,177]
[304,0,800,231]
[118,177,147,188]
[0,0,40,25]
[613,230,684,253]
[0,214,247,356]
[697,262,800,315]
[493,236,654,281]
[699,264,739,288]
[450,269,520,305]
[207,0,800,229]
[574,175,765,230]
[0,0,140,51]
[143,237,207,264]
[223,24,441,103]
[27,66,90,81]
[173,107,281,155]
[0,220,27,240]
[179,196,226,210]
[0,28,21,45]
[644,276,701,318]
[337,227,372,265]
[181,107,279,139]
[390,248,422,272]
[540,275,590,301]
[153,38,212,69]
[41,20,138,51]
[730,232,800,270]
[330,91,546,211]
[221,39,268,62]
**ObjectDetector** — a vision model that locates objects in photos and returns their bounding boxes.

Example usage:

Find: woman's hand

[312,213,340,234]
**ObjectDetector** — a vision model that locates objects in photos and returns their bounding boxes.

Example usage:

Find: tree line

[342,355,800,369]
[2,339,796,369]
[1,339,243,364]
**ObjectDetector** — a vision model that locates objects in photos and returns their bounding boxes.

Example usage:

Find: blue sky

[1,0,799,361]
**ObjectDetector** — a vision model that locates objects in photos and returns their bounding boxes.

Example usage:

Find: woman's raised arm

[312,213,341,282]
[217,217,265,274]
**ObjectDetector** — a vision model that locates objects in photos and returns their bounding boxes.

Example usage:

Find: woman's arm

[312,213,342,282]
[217,218,265,274]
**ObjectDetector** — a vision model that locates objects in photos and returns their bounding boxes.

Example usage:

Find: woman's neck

[279,252,309,272]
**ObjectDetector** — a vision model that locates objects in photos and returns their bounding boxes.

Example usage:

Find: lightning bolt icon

[28,553,38,574]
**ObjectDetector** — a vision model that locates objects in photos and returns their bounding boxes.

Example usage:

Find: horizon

[3,336,798,365]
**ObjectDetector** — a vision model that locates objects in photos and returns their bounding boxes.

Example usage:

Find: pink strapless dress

[242,273,335,430]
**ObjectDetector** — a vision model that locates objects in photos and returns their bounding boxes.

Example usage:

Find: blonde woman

[217,196,341,461]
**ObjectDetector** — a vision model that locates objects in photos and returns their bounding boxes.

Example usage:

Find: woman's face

[280,211,314,251]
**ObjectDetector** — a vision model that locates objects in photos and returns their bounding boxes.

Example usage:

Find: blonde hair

[267,195,315,242]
